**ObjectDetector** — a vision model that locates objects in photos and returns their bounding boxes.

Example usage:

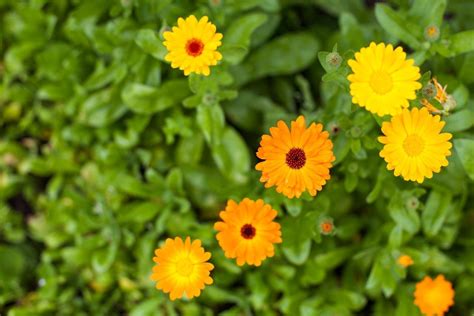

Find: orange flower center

[186,38,204,57]
[403,134,425,157]
[370,70,393,95]
[240,224,256,239]
[286,148,306,169]
[176,258,194,276]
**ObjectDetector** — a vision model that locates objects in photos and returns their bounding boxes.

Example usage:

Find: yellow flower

[378,107,452,183]
[214,198,282,266]
[414,275,455,316]
[150,237,213,300]
[421,78,448,114]
[397,254,414,268]
[163,15,223,76]
[347,42,422,116]
[255,116,335,199]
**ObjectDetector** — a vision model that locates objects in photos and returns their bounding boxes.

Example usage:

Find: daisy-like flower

[414,275,455,316]
[256,116,335,199]
[378,107,452,183]
[347,42,422,116]
[163,15,223,76]
[150,237,213,300]
[214,198,282,266]
[397,254,414,268]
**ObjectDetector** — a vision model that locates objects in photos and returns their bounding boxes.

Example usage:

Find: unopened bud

[422,82,437,99]
[424,25,440,42]
[443,95,457,112]
[326,52,342,68]
[405,196,420,211]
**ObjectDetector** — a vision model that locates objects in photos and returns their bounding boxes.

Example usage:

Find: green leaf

[408,0,447,28]
[118,202,161,224]
[454,138,474,180]
[444,109,474,132]
[449,30,474,56]
[375,4,421,49]
[281,211,318,265]
[122,80,190,114]
[135,29,167,60]
[234,32,319,85]
[211,127,250,184]
[196,104,225,146]
[422,190,453,237]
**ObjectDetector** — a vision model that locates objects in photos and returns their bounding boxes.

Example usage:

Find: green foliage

[0,0,473,315]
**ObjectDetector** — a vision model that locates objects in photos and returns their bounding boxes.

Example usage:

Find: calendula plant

[1,0,473,315]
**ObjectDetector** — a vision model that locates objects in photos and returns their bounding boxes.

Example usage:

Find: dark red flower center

[240,224,256,239]
[286,148,306,169]
[186,38,204,57]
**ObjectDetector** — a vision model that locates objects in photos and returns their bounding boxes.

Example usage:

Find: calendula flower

[414,275,455,316]
[378,107,452,183]
[397,254,414,268]
[214,198,282,266]
[347,42,422,116]
[424,25,440,41]
[256,116,335,199]
[163,15,223,76]
[150,237,213,300]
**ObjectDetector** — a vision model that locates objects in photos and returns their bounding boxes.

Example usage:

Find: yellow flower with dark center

[397,254,414,268]
[414,275,454,316]
[163,15,223,76]
[214,198,282,266]
[150,237,213,300]
[378,107,452,183]
[347,42,422,116]
[256,116,335,199]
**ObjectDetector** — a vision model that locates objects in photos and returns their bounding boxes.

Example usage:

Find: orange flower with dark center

[256,116,335,199]
[214,198,282,266]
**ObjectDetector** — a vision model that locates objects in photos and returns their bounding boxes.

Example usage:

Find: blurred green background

[1,0,474,315]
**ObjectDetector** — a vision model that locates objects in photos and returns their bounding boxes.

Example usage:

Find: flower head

[378,107,452,183]
[347,42,422,116]
[151,237,213,300]
[414,275,454,316]
[397,254,414,268]
[256,116,335,199]
[163,15,223,76]
[214,198,282,266]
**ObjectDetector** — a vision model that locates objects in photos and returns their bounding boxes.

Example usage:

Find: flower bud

[424,25,440,42]
[326,52,342,68]
[443,95,457,112]
[422,82,437,100]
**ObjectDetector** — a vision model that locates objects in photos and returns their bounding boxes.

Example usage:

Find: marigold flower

[414,275,454,316]
[163,15,223,76]
[347,42,422,116]
[214,198,282,266]
[150,237,213,300]
[256,116,335,199]
[378,107,452,183]
[424,25,440,41]
[397,254,414,268]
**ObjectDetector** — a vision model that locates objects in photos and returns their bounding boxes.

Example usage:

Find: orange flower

[214,198,282,266]
[150,237,214,300]
[256,116,335,199]
[414,275,455,316]
[397,254,414,268]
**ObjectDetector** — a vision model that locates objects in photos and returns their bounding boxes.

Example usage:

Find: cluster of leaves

[1,0,473,315]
